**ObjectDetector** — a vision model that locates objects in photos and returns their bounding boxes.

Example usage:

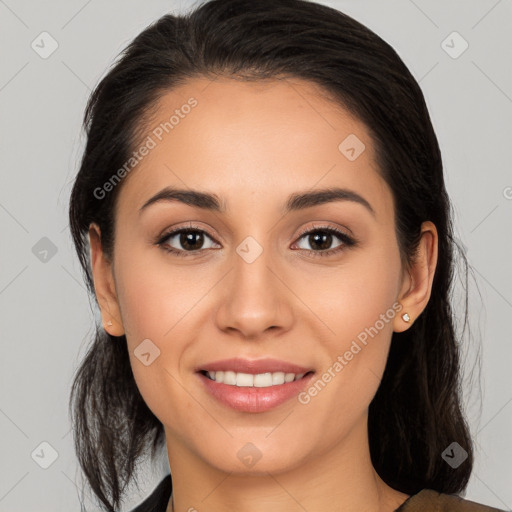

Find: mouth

[195,359,316,413]
[198,369,315,387]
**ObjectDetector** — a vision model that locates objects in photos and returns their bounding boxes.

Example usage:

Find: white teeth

[205,370,308,387]
[236,372,253,387]
[223,371,237,385]
[272,372,285,385]
[253,373,272,387]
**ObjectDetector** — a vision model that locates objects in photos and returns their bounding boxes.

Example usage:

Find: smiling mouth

[199,369,315,387]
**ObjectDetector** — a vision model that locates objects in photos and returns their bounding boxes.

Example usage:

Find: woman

[68,0,505,510]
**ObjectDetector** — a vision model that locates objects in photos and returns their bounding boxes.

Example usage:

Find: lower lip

[197,371,315,413]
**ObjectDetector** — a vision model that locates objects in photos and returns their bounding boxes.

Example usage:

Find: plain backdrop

[0,0,511,510]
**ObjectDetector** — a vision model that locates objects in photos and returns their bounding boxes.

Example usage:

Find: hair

[68,0,476,510]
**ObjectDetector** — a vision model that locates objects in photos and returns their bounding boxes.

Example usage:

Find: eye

[292,224,357,258]
[157,223,220,257]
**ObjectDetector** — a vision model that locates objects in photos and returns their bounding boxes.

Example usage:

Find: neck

[165,414,408,512]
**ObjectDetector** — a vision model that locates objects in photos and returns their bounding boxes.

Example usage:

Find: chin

[195,436,310,476]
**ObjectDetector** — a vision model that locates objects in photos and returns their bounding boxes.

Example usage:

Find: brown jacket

[130,476,509,512]
[396,489,508,511]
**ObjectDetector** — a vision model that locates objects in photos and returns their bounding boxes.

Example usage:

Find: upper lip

[196,357,314,375]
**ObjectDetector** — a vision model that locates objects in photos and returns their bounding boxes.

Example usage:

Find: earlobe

[89,223,125,337]
[393,221,438,333]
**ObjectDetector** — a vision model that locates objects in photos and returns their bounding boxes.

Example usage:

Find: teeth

[205,371,307,387]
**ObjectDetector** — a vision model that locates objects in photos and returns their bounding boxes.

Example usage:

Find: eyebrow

[138,186,375,217]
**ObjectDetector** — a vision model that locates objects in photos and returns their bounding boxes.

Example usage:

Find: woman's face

[91,76,433,477]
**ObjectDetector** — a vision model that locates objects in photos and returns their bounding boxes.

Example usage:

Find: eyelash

[156,222,357,259]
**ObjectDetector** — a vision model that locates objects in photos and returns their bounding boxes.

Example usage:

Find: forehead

[115,76,392,220]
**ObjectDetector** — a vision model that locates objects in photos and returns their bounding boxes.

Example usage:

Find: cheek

[294,242,402,343]
[113,251,216,421]
[114,246,198,343]
[116,270,193,426]
[294,244,402,414]
[116,280,162,349]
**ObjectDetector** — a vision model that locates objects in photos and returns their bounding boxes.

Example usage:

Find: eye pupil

[309,232,332,251]
[181,230,204,250]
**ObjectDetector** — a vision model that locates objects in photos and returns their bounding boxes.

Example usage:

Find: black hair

[68,0,475,509]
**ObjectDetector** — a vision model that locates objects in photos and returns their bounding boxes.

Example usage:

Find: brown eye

[158,226,220,257]
[175,230,206,251]
[292,225,357,258]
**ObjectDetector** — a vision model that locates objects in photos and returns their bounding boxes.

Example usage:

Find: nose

[214,240,294,340]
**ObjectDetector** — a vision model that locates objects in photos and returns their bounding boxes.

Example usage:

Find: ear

[393,221,438,333]
[89,222,125,337]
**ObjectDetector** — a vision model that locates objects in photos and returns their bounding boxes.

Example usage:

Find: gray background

[0,0,511,510]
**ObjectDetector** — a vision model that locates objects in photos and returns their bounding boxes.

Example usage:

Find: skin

[89,76,438,512]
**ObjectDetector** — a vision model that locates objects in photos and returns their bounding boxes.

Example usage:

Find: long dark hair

[68,0,475,509]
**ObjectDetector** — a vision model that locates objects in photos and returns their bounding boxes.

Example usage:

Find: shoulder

[129,474,173,512]
[396,488,507,512]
